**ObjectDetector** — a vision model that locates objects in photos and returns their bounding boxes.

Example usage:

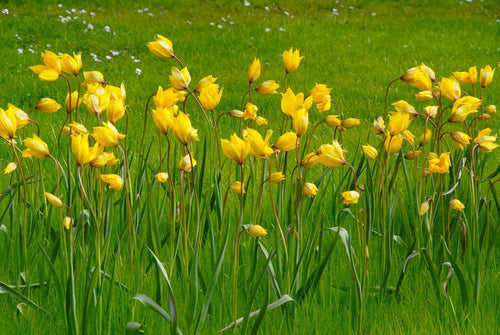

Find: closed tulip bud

[92,122,125,147]
[8,104,30,129]
[486,105,496,114]
[172,112,199,145]
[424,106,439,118]
[419,128,432,146]
[24,134,50,158]
[199,84,223,111]
[405,150,421,160]
[45,192,64,208]
[384,134,403,155]
[419,200,430,216]
[100,174,124,191]
[61,52,82,75]
[269,172,285,184]
[243,103,258,120]
[65,91,79,113]
[82,71,105,86]
[221,133,250,164]
[229,109,244,118]
[401,66,432,91]
[478,113,490,120]
[325,115,342,127]
[63,216,73,230]
[0,108,17,139]
[450,132,471,150]
[248,58,261,83]
[256,80,280,95]
[69,122,89,135]
[3,162,17,174]
[293,108,308,137]
[303,182,318,196]
[393,100,417,117]
[317,141,347,167]
[147,34,175,58]
[36,98,61,113]
[273,132,297,152]
[450,199,465,211]
[153,106,175,135]
[283,47,303,73]
[415,90,433,101]
[178,154,197,172]
[255,116,268,126]
[480,65,495,88]
[90,151,118,168]
[362,144,378,160]
[155,172,169,183]
[342,118,360,129]
[301,152,319,168]
[230,181,245,194]
[372,116,385,135]
[248,225,267,238]
[474,128,499,153]
[438,77,461,102]
[107,98,126,124]
[342,190,360,205]
[170,67,191,90]
[194,75,217,93]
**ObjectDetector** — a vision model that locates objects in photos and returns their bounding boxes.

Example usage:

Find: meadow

[0,0,499,334]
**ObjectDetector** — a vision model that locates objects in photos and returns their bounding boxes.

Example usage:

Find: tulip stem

[384,77,400,116]
[233,163,245,332]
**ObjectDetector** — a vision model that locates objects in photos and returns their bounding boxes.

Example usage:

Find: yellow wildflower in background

[248,225,267,237]
[248,58,261,83]
[427,152,451,174]
[100,174,124,191]
[450,199,465,211]
[342,191,360,205]
[230,181,245,194]
[303,183,318,196]
[24,135,50,158]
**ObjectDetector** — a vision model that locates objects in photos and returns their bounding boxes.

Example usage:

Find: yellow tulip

[172,111,198,145]
[316,95,331,112]
[3,162,17,174]
[450,132,471,150]
[248,225,267,237]
[153,106,175,135]
[178,154,197,172]
[147,34,175,58]
[283,47,303,73]
[486,105,496,114]
[301,152,319,168]
[449,96,481,123]
[243,102,258,120]
[154,86,185,109]
[72,134,101,166]
[419,129,432,146]
[155,172,169,183]
[269,172,285,184]
[194,75,217,93]
[221,133,250,165]
[393,100,417,117]
[0,107,17,139]
[303,182,318,196]
[317,141,346,167]
[65,91,79,112]
[384,134,403,155]
[372,117,385,135]
[63,216,73,230]
[480,65,495,88]
[419,200,430,216]
[7,104,30,130]
[342,118,361,129]
[35,98,61,113]
[427,152,451,174]
[281,88,312,117]
[404,151,421,160]
[309,83,332,104]
[388,112,411,136]
[92,122,125,147]
[255,80,280,95]
[362,144,378,160]
[325,115,342,127]
[90,151,118,168]
[449,199,465,211]
[248,58,261,83]
[230,181,245,194]
[424,106,439,118]
[169,67,191,90]
[100,174,124,191]
[401,64,433,91]
[438,77,461,102]
[243,128,274,158]
[229,109,244,118]
[82,71,105,86]
[61,52,82,76]
[342,190,360,205]
[255,116,268,126]
[453,66,477,85]
[45,192,64,208]
[272,132,297,152]
[106,97,126,124]
[474,128,499,153]
[199,84,223,111]
[415,90,433,101]
[29,50,61,81]
[292,108,308,137]
[69,122,89,135]
[24,134,50,158]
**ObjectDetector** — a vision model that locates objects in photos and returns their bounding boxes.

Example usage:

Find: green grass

[0,1,499,334]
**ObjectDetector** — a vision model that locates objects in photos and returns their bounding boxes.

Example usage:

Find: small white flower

[217,24,223,29]
[244,0,251,6]
[105,55,112,60]
[87,23,94,30]
[110,50,119,56]
[58,4,63,8]
[187,20,192,25]
[17,48,23,54]
[134,59,140,63]
[1,9,9,14]
[265,27,271,32]
[135,68,142,75]
[90,11,95,17]
[104,25,111,33]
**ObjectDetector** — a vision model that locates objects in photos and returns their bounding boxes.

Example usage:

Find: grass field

[0,1,499,334]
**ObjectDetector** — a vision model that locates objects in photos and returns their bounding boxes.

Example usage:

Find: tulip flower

[419,129,432,146]
[317,141,346,167]
[154,86,185,109]
[453,66,477,85]
[63,216,73,230]
[362,144,378,160]
[255,80,280,95]
[401,65,432,91]
[155,172,169,183]
[221,133,250,165]
[342,190,360,205]
[147,34,175,58]
[281,88,313,117]
[36,98,61,113]
[243,103,258,120]
[325,115,342,127]
[486,105,496,114]
[341,118,361,129]
[195,75,217,93]
[255,116,268,126]
[106,97,126,124]
[170,67,191,90]
[82,71,105,86]
[316,95,331,112]
[178,154,197,172]
[45,192,64,208]
[309,83,332,104]
[301,152,319,168]
[480,65,495,88]
[243,128,274,158]
[92,122,125,147]
[450,132,471,150]
[61,52,82,76]
[90,151,118,168]
[72,134,101,166]
[248,225,267,237]
[3,162,17,174]
[229,109,244,118]
[449,96,481,123]
[283,47,303,73]
[474,128,499,153]
[405,151,421,160]
[427,152,451,174]
[419,201,430,216]
[7,104,30,130]
[272,132,297,152]
[438,77,461,102]
[450,199,465,211]
[269,172,285,184]
[384,134,403,154]
[153,106,175,135]
[199,84,223,111]
[372,116,385,135]
[388,112,411,136]
[24,134,50,158]
[424,106,439,118]
[303,182,318,196]
[65,91,79,113]
[393,100,417,117]
[172,112,199,145]
[29,50,61,81]
[100,174,124,191]
[293,108,308,137]
[69,122,89,135]
[0,107,17,139]
[248,58,261,83]
[415,90,433,101]
[230,181,245,194]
